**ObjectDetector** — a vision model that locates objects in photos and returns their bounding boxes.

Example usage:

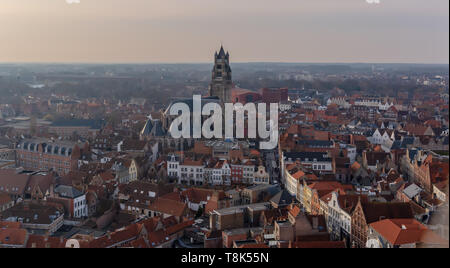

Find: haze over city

[0,0,448,64]
[0,0,448,252]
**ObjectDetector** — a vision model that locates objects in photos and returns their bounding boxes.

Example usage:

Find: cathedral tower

[209,46,233,103]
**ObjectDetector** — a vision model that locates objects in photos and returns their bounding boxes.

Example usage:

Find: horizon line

[0,61,449,66]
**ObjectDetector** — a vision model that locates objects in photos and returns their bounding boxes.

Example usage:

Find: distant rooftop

[50,119,104,129]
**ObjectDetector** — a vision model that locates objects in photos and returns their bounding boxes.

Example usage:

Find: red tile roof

[0,192,12,206]
[26,234,67,248]
[0,228,27,246]
[288,205,301,218]
[369,218,447,246]
[148,198,188,217]
[238,243,269,248]
[290,241,346,248]
[0,221,21,229]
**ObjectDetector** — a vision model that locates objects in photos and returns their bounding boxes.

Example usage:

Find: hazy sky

[0,0,448,63]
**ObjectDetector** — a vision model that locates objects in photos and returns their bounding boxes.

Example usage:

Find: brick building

[16,139,89,175]
[351,200,414,248]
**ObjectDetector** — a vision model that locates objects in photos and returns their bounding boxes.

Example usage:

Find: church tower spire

[209,45,232,103]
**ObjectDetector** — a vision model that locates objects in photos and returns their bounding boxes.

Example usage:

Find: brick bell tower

[209,45,233,104]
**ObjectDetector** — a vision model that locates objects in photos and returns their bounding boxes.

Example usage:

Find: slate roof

[50,119,104,129]
[295,140,334,147]
[270,189,294,207]
[402,184,422,199]
[141,119,166,137]
[54,185,84,199]
[284,152,332,162]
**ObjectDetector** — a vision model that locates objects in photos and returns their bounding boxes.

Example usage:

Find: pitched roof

[0,228,27,246]
[0,169,30,195]
[270,190,294,207]
[181,188,216,204]
[1,202,64,225]
[26,234,67,248]
[238,243,269,248]
[26,173,54,195]
[370,218,447,246]
[54,185,84,199]
[0,221,21,229]
[290,241,346,248]
[359,202,414,224]
[148,198,188,217]
[0,192,12,206]
[365,151,389,166]
[288,205,301,218]
[89,223,140,248]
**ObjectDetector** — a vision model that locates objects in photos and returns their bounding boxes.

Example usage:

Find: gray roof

[403,184,422,199]
[141,119,153,136]
[284,152,332,162]
[391,140,402,150]
[270,189,294,206]
[141,119,166,137]
[401,137,415,147]
[217,46,227,58]
[295,140,334,148]
[54,185,84,199]
[50,119,104,129]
